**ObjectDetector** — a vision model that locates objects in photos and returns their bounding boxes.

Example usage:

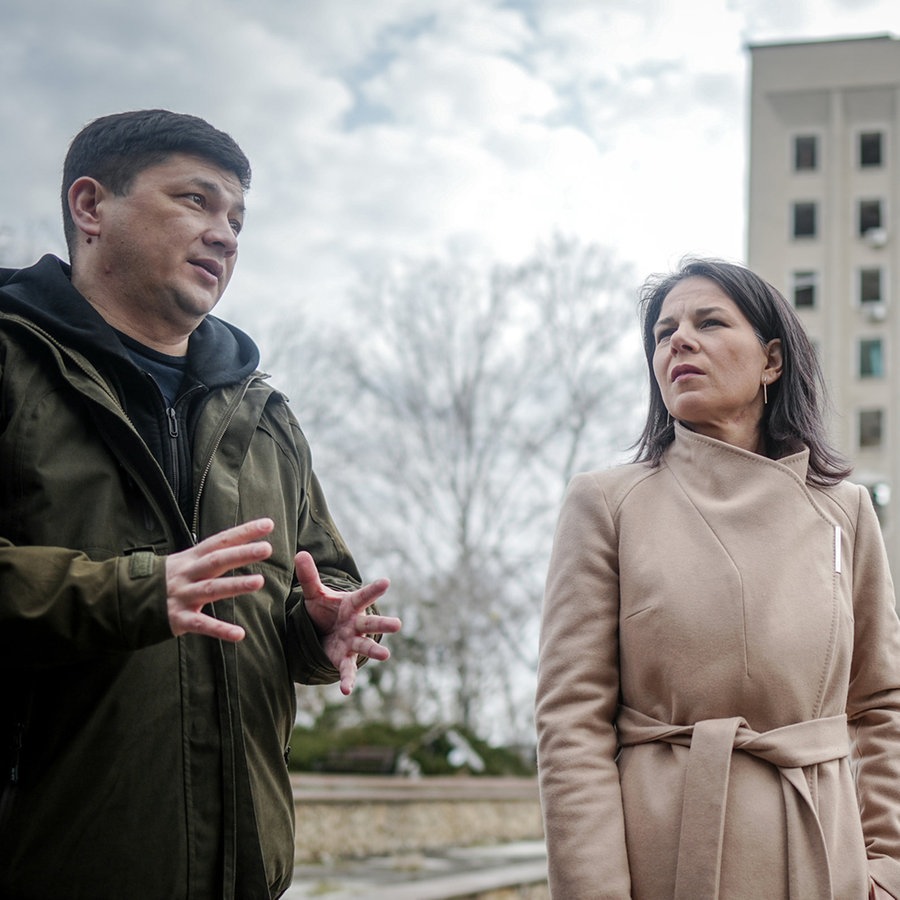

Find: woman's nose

[670,326,696,353]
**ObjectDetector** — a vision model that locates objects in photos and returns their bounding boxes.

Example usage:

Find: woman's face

[651,276,782,452]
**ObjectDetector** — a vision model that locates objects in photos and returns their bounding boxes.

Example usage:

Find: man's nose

[205,218,238,255]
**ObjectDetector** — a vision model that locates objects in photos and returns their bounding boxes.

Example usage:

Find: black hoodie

[0,254,261,519]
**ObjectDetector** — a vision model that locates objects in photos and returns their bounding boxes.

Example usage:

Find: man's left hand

[294,550,400,695]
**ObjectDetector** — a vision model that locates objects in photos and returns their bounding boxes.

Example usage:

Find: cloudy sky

[2,0,899,331]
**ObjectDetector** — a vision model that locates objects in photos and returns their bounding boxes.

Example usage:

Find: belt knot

[617,706,849,899]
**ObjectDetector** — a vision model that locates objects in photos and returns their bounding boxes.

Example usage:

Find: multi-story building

[747,33,900,579]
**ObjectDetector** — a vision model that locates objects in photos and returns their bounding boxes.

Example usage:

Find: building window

[859,338,884,378]
[860,268,883,305]
[794,135,817,171]
[859,199,883,236]
[860,131,883,167]
[792,270,817,308]
[792,202,817,238]
[859,409,884,448]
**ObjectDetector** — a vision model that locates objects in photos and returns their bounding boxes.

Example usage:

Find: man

[0,109,401,899]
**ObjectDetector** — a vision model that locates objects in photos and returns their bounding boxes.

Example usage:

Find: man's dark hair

[61,109,251,256]
[631,257,851,486]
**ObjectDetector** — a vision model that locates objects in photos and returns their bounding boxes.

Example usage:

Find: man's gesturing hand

[294,550,400,695]
[166,518,275,642]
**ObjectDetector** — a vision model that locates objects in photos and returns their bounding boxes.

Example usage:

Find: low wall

[291,775,544,864]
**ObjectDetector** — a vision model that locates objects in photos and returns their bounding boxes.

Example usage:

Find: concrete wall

[291,775,544,864]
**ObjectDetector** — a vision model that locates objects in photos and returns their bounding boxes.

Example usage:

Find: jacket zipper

[166,406,181,506]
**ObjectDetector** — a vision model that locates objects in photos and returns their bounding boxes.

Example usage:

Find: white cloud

[2,0,900,319]
[363,45,558,132]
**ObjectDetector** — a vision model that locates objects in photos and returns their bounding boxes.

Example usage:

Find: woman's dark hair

[61,109,252,256]
[632,258,850,486]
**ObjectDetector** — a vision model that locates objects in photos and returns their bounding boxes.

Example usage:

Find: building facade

[747,34,900,579]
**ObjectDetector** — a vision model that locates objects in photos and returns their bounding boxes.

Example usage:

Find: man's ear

[67,177,104,239]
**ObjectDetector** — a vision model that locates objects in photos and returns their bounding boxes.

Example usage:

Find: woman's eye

[655,330,673,344]
[700,318,724,329]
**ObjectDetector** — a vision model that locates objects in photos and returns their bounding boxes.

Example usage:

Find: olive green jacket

[0,257,361,899]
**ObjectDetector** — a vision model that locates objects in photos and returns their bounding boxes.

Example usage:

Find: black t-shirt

[115,330,188,408]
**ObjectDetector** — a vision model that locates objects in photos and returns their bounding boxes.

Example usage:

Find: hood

[0,254,260,387]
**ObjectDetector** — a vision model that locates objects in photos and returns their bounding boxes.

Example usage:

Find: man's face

[93,153,245,333]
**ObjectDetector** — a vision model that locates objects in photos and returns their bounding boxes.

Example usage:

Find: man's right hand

[165,518,274,641]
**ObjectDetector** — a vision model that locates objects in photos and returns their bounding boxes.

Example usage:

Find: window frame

[858,337,885,379]
[858,198,884,237]
[792,201,817,239]
[859,267,883,306]
[858,408,885,449]
[793,134,818,171]
[791,270,817,309]
[859,130,884,168]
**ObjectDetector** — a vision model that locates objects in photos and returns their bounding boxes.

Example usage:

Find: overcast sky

[2,0,899,330]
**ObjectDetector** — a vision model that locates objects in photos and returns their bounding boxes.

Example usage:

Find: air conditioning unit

[863,227,888,248]
[866,302,887,322]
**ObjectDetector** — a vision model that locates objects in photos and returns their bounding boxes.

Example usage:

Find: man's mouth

[190,258,223,281]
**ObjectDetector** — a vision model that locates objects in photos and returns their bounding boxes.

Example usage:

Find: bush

[288,719,534,777]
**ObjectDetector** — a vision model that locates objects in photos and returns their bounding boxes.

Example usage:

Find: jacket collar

[0,254,261,388]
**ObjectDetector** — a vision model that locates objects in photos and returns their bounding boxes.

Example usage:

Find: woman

[535,259,900,899]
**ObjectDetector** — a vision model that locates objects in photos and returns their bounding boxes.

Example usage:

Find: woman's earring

[762,378,768,405]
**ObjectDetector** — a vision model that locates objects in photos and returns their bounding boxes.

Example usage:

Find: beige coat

[536,425,900,899]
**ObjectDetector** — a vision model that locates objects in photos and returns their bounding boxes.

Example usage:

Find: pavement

[282,839,548,900]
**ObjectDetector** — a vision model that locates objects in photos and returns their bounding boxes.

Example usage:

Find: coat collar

[665,422,811,498]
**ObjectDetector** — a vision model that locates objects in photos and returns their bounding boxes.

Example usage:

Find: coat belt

[616,705,850,900]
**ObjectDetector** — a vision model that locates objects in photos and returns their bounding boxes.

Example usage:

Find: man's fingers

[338,656,358,696]
[347,577,391,611]
[166,519,276,640]
[196,517,274,554]
[354,635,391,661]
[293,550,323,594]
[171,609,246,642]
[191,519,274,576]
[188,573,265,602]
[295,550,390,611]
[357,613,402,636]
[187,542,272,583]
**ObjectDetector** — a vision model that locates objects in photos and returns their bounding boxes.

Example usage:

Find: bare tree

[262,236,643,741]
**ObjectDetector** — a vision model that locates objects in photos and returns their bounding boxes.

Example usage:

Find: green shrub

[288,719,534,776]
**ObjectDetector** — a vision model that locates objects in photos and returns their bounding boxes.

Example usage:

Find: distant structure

[747,33,900,578]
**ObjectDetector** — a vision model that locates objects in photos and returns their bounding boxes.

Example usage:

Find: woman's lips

[670,364,703,383]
